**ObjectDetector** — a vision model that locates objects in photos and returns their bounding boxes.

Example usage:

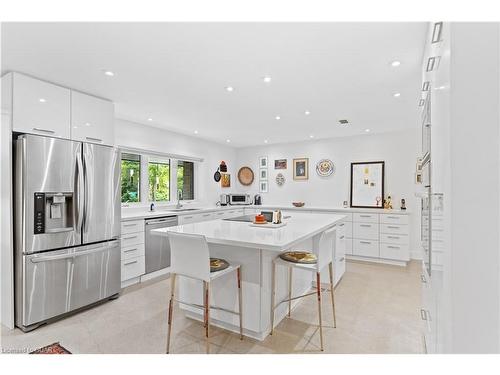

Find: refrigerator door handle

[75,146,85,234]
[30,243,118,263]
[82,146,91,234]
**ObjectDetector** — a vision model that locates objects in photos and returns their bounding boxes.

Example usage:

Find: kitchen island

[152,212,346,340]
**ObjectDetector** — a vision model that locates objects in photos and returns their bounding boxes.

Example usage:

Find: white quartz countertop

[121,203,410,221]
[152,213,346,252]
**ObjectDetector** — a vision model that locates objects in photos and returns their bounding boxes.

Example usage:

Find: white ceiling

[1,22,427,147]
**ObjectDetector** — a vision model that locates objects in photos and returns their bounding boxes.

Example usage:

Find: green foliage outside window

[121,154,140,203]
[149,161,170,201]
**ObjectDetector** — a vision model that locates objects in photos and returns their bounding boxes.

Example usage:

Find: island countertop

[152,212,346,252]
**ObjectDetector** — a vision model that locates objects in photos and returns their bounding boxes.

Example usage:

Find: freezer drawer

[17,240,121,329]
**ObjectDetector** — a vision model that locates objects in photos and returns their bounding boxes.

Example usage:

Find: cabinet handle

[124,260,138,266]
[33,127,55,134]
[86,136,103,143]
[387,216,399,219]
[184,216,193,219]
[388,236,399,239]
[360,241,371,244]
[123,235,138,240]
[387,245,400,249]
[339,223,345,227]
[202,214,211,217]
[339,235,345,239]
[360,224,372,228]
[420,309,429,321]
[420,275,427,283]
[123,223,138,227]
[360,215,371,218]
[339,257,345,262]
[387,226,399,229]
[124,248,138,253]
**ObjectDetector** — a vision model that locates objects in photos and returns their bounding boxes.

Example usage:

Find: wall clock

[276,173,285,186]
[316,159,334,177]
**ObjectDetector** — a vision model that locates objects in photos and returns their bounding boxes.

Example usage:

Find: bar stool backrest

[316,226,336,270]
[167,231,211,282]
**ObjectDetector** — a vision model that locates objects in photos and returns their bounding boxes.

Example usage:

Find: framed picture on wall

[259,156,268,168]
[260,168,268,180]
[350,161,385,208]
[293,158,309,180]
[274,159,287,169]
[259,180,268,193]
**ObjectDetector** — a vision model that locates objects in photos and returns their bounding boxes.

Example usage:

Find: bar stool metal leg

[237,266,243,340]
[316,272,324,351]
[270,261,277,335]
[288,267,293,317]
[204,281,210,354]
[328,262,337,328]
[166,273,177,354]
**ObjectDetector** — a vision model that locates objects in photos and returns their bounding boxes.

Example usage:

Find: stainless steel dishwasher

[144,216,178,274]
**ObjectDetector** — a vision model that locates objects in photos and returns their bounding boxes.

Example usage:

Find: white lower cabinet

[353,239,379,257]
[120,219,145,287]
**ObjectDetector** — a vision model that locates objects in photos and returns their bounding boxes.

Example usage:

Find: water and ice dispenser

[33,192,74,234]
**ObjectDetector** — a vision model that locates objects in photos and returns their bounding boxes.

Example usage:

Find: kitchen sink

[167,208,201,212]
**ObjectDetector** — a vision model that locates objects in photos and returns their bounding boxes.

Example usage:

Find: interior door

[83,143,121,244]
[21,240,121,327]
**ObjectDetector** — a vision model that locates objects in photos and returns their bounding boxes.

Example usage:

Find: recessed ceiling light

[304,110,311,115]
[194,130,199,134]
[339,119,349,125]
[225,86,234,92]
[365,129,371,132]
[38,98,46,103]
[264,139,268,144]
[391,60,401,67]
[147,118,153,122]
[275,116,281,120]
[309,135,314,139]
[263,76,272,83]
[103,70,114,77]
[226,139,231,143]
[393,92,401,97]
[85,122,91,127]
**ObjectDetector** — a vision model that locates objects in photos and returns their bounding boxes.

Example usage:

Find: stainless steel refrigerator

[14,134,121,331]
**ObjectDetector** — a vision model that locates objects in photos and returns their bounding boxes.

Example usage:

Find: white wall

[235,129,421,258]
[115,118,238,207]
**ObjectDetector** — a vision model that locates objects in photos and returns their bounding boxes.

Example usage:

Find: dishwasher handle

[145,217,178,226]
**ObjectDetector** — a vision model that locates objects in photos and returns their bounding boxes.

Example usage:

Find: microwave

[229,194,251,205]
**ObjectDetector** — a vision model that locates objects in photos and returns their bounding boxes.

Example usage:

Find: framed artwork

[293,158,309,180]
[259,156,268,168]
[260,168,268,180]
[221,173,231,188]
[350,161,385,208]
[274,159,287,169]
[259,180,268,193]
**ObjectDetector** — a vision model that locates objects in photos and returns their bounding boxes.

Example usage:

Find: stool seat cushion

[210,258,230,272]
[279,251,317,264]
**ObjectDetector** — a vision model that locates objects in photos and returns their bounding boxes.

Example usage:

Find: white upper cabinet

[11,73,71,138]
[71,91,114,146]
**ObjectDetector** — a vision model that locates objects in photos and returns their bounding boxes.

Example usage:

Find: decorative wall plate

[238,166,254,186]
[276,173,285,186]
[316,159,334,177]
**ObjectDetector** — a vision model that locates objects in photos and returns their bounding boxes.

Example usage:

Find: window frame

[148,158,171,203]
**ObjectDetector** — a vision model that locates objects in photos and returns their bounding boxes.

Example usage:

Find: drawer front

[121,231,145,247]
[179,215,197,224]
[380,233,409,245]
[380,223,409,235]
[353,239,379,258]
[121,256,145,281]
[353,213,379,223]
[345,238,353,255]
[121,219,144,235]
[353,222,379,240]
[380,243,409,261]
[121,243,145,261]
[199,212,214,221]
[213,211,226,220]
[380,214,409,225]
[335,235,346,258]
[343,221,353,238]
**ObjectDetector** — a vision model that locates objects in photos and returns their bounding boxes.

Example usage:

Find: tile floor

[1,260,423,354]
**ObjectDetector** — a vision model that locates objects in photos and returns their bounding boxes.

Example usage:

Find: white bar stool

[270,226,337,351]
[165,231,243,354]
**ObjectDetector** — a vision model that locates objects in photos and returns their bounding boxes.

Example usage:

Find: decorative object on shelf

[279,251,317,264]
[400,198,407,210]
[276,173,285,186]
[350,161,385,208]
[219,161,227,173]
[415,157,423,184]
[259,180,268,193]
[237,166,254,186]
[260,168,268,180]
[316,159,334,177]
[221,173,231,188]
[292,202,305,207]
[343,200,348,208]
[272,210,283,224]
[383,195,393,209]
[259,156,268,168]
[274,159,287,169]
[213,168,221,182]
[254,214,267,224]
[293,158,309,180]
[210,258,230,272]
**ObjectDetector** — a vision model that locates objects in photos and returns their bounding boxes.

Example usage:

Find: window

[121,153,141,203]
[149,160,170,201]
[177,160,194,200]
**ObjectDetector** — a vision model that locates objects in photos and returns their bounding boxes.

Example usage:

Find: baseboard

[346,255,408,267]
[140,267,170,282]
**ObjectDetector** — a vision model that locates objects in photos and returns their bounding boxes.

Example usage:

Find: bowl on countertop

[292,202,305,207]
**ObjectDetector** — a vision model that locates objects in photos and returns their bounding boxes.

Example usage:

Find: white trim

[118,145,204,163]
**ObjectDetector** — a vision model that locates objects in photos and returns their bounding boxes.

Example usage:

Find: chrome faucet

[176,189,183,209]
